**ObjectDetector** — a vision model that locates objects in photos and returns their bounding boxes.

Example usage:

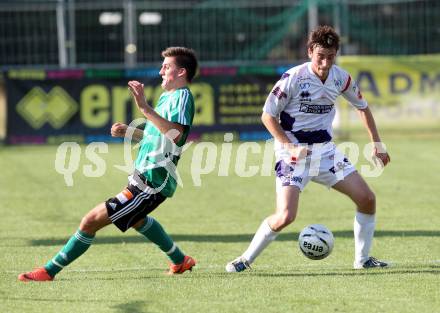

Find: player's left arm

[128,80,185,143]
[340,73,390,167]
[357,107,391,167]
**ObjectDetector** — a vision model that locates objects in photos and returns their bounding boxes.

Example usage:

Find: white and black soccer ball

[298,224,334,260]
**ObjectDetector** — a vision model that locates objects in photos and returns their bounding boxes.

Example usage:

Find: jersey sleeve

[340,73,368,109]
[168,88,194,126]
[263,72,293,117]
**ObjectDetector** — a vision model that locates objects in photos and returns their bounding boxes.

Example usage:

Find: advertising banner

[5,55,440,144]
[338,55,440,127]
[5,67,289,144]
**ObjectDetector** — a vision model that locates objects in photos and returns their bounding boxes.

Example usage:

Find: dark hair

[162,47,198,82]
[307,25,340,51]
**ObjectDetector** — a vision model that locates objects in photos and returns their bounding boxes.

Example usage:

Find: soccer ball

[298,224,334,260]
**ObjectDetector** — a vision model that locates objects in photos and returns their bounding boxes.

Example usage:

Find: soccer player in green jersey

[19,47,198,281]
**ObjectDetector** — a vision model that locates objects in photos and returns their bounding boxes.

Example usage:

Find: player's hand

[372,142,390,167]
[283,143,309,163]
[111,122,128,138]
[128,80,153,115]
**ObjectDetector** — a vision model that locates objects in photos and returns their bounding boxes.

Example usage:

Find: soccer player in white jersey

[226,25,391,272]
[19,47,198,281]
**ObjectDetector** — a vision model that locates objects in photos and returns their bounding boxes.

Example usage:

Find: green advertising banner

[5,67,285,144]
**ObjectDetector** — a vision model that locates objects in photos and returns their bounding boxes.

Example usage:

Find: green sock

[44,229,94,277]
[136,216,185,264]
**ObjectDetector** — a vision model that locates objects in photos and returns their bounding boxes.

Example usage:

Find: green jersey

[134,87,194,197]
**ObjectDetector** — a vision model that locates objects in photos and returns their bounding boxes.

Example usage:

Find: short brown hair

[307,25,340,51]
[162,47,198,82]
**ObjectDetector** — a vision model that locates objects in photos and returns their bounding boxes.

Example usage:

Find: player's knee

[358,191,376,214]
[132,218,145,230]
[79,213,100,234]
[274,211,296,230]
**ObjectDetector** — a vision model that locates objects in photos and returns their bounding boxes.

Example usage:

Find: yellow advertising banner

[338,55,440,126]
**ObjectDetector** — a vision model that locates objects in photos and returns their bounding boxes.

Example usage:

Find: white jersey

[263,62,367,146]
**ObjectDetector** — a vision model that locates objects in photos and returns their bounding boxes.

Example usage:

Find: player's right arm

[262,113,308,161]
[261,112,291,144]
[262,72,308,161]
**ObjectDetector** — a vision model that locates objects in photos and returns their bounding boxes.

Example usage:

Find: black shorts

[105,183,166,232]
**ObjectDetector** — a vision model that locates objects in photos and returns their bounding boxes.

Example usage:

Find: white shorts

[275,142,356,192]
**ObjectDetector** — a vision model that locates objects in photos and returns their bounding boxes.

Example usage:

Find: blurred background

[1,0,439,144]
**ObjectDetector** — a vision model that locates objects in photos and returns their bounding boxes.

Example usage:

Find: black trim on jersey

[292,130,331,145]
[280,111,295,131]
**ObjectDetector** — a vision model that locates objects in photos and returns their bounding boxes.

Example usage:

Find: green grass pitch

[0,129,439,313]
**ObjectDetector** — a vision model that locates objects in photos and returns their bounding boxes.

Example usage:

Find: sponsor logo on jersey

[352,83,363,99]
[334,79,343,88]
[272,86,287,100]
[299,103,334,114]
[297,75,311,82]
[299,82,311,90]
[299,91,311,102]
[300,91,311,98]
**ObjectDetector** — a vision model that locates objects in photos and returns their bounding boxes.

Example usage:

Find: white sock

[354,212,376,265]
[242,219,279,264]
